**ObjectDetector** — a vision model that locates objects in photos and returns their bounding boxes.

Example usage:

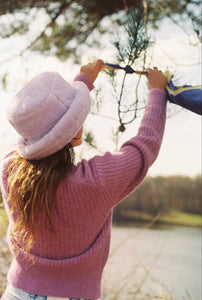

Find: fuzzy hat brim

[8,77,91,160]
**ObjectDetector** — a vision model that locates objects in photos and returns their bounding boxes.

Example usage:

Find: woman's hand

[80,59,104,83]
[146,67,167,90]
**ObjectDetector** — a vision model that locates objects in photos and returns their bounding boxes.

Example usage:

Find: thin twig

[117,72,127,126]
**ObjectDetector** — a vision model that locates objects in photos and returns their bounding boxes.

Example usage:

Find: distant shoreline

[1,208,201,238]
[113,209,202,228]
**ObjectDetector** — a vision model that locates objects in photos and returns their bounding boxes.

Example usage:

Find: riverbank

[0,208,201,299]
[113,209,202,228]
[0,208,201,237]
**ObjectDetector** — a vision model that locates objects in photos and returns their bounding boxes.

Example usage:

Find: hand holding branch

[145,68,167,90]
[80,59,104,83]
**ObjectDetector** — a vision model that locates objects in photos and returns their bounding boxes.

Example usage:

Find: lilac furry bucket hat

[7,72,91,160]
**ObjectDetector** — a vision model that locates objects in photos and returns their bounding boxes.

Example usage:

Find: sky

[0,14,201,177]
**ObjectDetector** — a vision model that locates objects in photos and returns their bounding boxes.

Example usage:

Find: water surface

[102,225,201,300]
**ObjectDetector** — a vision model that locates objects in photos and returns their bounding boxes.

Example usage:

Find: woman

[0,59,167,300]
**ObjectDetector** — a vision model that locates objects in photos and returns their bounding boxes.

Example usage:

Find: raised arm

[87,68,168,208]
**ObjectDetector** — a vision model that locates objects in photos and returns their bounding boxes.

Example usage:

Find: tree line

[1,175,201,216]
[1,0,200,63]
[113,175,201,221]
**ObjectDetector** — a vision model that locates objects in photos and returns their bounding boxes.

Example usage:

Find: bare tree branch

[22,1,73,52]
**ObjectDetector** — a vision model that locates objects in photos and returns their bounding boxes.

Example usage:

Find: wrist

[74,73,94,91]
[149,88,167,97]
[150,87,165,90]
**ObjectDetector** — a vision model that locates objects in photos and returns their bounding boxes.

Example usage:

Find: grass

[0,207,201,238]
[0,208,8,236]
[0,207,200,300]
[118,209,202,227]
[160,209,202,227]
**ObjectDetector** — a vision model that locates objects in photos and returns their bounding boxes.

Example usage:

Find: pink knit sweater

[0,75,167,299]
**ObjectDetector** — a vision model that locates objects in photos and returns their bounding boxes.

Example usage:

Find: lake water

[102,225,201,300]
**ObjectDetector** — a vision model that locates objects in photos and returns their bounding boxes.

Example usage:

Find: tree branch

[0,1,73,64]
[23,1,73,52]
[117,72,127,130]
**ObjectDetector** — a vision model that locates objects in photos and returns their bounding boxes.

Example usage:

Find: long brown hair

[7,143,74,256]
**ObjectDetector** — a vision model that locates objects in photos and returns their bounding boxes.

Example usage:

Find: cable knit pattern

[0,82,167,299]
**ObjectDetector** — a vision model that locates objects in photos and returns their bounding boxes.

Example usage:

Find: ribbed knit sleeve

[89,88,167,208]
